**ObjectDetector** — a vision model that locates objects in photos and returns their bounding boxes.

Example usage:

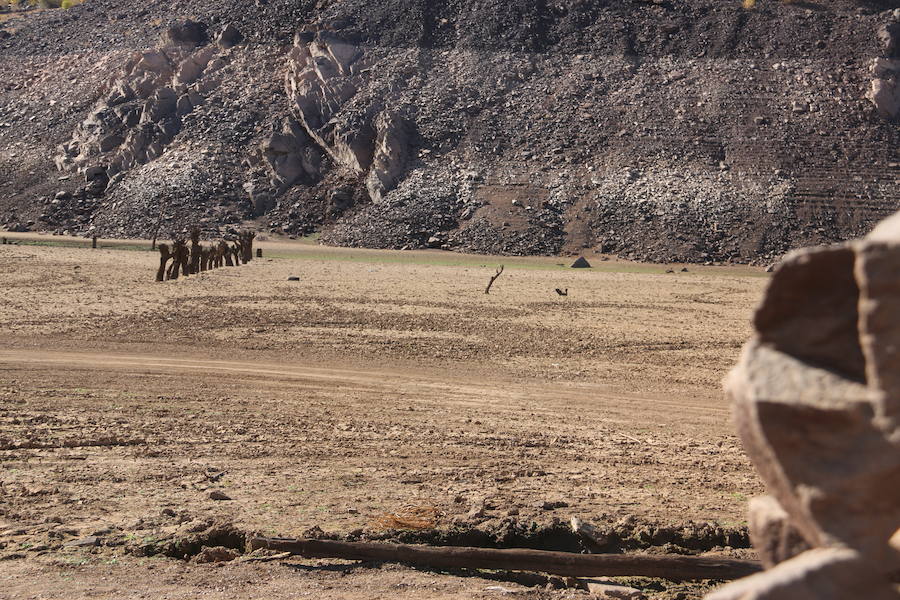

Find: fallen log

[248,537,761,581]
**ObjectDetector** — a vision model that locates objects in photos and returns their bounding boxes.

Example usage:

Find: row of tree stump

[156,228,256,282]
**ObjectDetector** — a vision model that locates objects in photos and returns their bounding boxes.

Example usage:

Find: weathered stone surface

[708,214,900,599]
[285,29,411,200]
[870,78,900,120]
[747,496,809,570]
[55,29,222,187]
[163,20,208,48]
[84,165,107,182]
[217,24,242,49]
[752,244,864,380]
[878,22,900,58]
[174,47,216,86]
[582,579,645,599]
[64,535,100,548]
[366,112,409,203]
[706,548,897,600]
[260,120,323,191]
[98,134,124,153]
[193,545,239,563]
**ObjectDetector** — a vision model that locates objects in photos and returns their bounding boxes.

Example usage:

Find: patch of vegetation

[9,238,155,252]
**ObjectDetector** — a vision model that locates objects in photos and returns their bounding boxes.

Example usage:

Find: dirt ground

[0,234,769,599]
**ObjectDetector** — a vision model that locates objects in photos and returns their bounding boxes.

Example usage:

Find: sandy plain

[0,233,769,599]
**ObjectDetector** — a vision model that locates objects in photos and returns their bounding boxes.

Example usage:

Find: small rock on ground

[193,545,240,563]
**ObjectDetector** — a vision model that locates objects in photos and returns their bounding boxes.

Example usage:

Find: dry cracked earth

[0,234,768,599]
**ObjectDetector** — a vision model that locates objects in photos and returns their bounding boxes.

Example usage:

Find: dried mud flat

[0,235,768,599]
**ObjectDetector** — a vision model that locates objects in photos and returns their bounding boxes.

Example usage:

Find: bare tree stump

[156,243,172,282]
[166,239,183,280]
[241,230,256,263]
[199,246,211,272]
[166,238,190,280]
[179,239,191,276]
[189,227,201,274]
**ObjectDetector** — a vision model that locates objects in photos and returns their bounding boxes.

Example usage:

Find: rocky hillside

[1,0,899,262]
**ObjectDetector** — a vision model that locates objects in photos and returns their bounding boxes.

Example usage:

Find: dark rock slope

[1,0,899,262]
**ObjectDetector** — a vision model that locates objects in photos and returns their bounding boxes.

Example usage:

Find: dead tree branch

[248,537,761,582]
[484,265,504,294]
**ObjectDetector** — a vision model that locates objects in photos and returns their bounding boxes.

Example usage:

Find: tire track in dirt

[0,348,729,418]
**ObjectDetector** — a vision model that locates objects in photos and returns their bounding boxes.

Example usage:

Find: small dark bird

[555,288,568,296]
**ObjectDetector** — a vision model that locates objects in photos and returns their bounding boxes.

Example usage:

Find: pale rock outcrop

[366,111,411,203]
[747,496,808,570]
[285,27,409,202]
[868,58,900,120]
[868,17,900,120]
[55,20,223,184]
[706,214,900,599]
[174,45,217,86]
[878,22,900,58]
[260,120,324,192]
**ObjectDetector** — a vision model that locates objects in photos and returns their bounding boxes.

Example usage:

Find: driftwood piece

[248,537,761,582]
[485,265,504,294]
[236,551,293,564]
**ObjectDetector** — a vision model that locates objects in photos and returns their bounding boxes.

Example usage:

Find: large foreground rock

[707,213,900,598]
